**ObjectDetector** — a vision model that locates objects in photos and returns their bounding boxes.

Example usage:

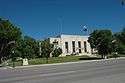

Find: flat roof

[50,34,89,38]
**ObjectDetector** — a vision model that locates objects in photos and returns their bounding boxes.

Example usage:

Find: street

[0,59,125,83]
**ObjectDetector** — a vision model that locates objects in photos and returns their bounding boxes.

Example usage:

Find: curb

[0,66,14,70]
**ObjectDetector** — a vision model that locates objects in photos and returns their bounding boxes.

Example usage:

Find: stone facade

[49,34,92,57]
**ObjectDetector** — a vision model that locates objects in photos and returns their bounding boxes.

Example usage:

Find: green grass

[118,54,125,57]
[8,60,22,67]
[8,55,92,67]
[28,55,90,65]
[107,54,125,58]
[5,54,125,67]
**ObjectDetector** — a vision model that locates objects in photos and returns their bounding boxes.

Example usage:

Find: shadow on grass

[79,57,102,60]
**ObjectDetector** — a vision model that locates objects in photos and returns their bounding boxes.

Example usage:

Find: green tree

[0,18,22,63]
[41,39,53,62]
[88,30,113,58]
[52,48,62,57]
[114,28,125,54]
[15,36,39,59]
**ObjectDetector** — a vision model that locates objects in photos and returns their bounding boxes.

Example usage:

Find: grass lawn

[8,54,125,67]
[6,55,125,66]
[118,54,125,57]
[29,55,90,65]
[8,55,98,67]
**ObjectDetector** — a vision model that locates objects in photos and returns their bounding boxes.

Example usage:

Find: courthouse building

[49,34,93,57]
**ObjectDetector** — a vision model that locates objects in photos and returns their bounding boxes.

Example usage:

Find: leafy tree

[15,36,39,59]
[40,39,53,62]
[52,48,62,57]
[119,28,125,44]
[88,30,113,58]
[114,28,125,54]
[0,18,22,63]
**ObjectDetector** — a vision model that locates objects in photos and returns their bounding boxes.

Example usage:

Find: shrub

[52,48,62,57]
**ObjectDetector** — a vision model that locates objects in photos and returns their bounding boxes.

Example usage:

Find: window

[84,41,87,52]
[53,40,58,45]
[78,41,82,53]
[65,42,69,53]
[72,41,75,53]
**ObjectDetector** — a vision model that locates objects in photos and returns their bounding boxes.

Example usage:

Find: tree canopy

[114,28,125,54]
[15,36,39,59]
[88,30,113,58]
[0,18,22,63]
[40,39,54,58]
[52,48,62,57]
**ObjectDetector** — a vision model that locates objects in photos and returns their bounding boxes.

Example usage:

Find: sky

[0,0,125,40]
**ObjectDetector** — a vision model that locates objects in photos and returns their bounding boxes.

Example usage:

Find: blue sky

[0,0,125,39]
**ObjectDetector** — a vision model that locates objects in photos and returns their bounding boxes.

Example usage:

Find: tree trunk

[0,44,4,64]
[46,58,48,63]
[0,56,2,64]
[101,55,104,59]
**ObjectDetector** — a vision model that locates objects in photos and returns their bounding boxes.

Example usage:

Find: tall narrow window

[78,41,82,53]
[65,42,69,53]
[84,41,87,52]
[72,41,75,53]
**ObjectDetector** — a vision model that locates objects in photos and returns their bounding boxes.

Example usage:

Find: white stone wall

[50,34,92,57]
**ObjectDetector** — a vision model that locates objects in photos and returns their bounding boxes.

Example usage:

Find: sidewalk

[1,57,125,69]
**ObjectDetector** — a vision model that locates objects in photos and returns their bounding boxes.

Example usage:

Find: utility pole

[58,16,63,35]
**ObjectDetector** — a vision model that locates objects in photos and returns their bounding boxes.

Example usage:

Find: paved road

[0,59,125,83]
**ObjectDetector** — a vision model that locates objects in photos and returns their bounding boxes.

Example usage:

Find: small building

[49,34,93,57]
